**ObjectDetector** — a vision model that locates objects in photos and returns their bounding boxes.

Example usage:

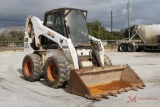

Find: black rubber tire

[118,44,127,52]
[44,56,70,88]
[127,44,136,52]
[22,54,43,82]
[104,55,112,66]
[136,46,143,52]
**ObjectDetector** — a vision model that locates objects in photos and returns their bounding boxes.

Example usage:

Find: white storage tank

[137,24,160,44]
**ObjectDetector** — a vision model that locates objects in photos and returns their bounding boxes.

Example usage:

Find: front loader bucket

[67,64,145,100]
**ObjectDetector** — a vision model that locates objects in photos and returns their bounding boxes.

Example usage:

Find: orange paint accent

[88,80,133,95]
[24,61,31,77]
[47,31,52,35]
[47,64,57,82]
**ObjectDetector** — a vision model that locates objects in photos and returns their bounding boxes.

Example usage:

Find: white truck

[118,24,160,52]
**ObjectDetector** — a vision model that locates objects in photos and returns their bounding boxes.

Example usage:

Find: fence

[0,40,119,52]
[102,40,118,52]
[0,41,24,51]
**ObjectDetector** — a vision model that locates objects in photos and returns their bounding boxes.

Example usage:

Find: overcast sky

[0,0,160,31]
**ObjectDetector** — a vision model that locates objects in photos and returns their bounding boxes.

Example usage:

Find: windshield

[65,10,90,46]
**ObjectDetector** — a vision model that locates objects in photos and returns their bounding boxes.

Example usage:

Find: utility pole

[111,11,113,41]
[127,1,131,39]
[111,11,113,50]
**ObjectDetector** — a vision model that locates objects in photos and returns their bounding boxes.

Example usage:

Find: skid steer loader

[22,8,145,100]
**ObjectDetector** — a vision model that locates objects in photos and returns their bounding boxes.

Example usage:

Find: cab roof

[45,7,87,15]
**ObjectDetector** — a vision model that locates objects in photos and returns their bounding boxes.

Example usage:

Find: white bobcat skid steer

[23,8,145,100]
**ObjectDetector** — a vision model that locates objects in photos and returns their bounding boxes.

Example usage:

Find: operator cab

[42,8,90,48]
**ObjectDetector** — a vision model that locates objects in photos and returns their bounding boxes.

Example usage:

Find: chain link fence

[0,40,118,52]
[0,41,24,52]
[102,40,118,52]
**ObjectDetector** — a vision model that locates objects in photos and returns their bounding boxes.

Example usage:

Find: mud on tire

[22,54,43,82]
[44,56,70,88]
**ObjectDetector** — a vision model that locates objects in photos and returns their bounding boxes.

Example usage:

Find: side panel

[24,32,34,55]
[25,16,79,69]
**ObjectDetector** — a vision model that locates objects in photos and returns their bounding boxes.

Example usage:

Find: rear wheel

[104,55,112,66]
[22,54,43,81]
[127,44,136,52]
[118,44,127,52]
[44,56,70,88]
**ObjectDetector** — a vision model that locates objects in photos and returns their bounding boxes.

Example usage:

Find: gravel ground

[0,51,160,107]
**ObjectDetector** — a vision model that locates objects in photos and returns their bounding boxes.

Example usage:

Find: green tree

[120,25,138,39]
[87,20,124,40]
[0,30,24,46]
[87,20,112,40]
[112,31,124,40]
[9,30,24,41]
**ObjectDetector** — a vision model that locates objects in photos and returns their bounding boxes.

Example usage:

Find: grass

[104,43,118,50]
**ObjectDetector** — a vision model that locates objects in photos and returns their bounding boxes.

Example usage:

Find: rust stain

[88,80,134,95]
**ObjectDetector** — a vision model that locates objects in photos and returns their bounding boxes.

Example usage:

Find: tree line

[87,20,137,40]
[0,28,24,47]
[0,21,137,45]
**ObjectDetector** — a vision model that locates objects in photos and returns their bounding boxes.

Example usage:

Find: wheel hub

[24,61,31,76]
[47,64,58,82]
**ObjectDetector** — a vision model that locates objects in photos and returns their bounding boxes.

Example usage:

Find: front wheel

[44,56,70,88]
[22,54,43,82]
[118,44,127,52]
